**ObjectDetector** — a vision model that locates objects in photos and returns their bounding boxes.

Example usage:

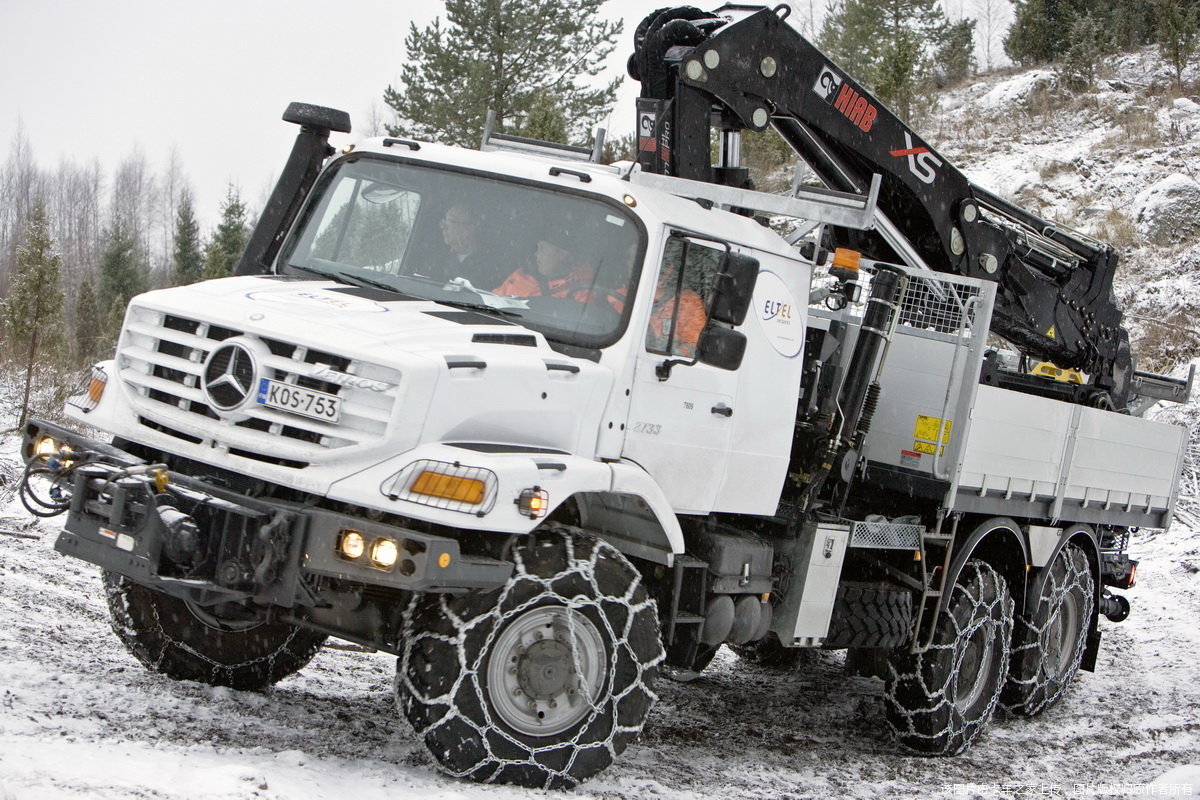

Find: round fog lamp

[370,538,399,569]
[338,530,366,560]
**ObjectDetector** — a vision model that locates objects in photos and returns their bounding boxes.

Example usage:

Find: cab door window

[645,234,722,359]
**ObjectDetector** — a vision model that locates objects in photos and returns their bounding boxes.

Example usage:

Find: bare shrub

[1131,307,1200,372]
[1095,209,1141,250]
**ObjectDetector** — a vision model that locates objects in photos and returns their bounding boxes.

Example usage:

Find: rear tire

[885,560,1014,755]
[823,582,913,649]
[103,571,325,691]
[396,525,663,789]
[1002,543,1094,716]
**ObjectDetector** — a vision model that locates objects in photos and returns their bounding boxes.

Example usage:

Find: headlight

[370,538,399,569]
[338,530,366,560]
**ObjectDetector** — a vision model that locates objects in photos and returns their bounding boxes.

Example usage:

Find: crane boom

[629,4,1132,406]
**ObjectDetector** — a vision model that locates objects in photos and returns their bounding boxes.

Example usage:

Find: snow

[972,69,1058,115]
[4,51,1200,800]
[4,418,1200,798]
[1134,175,1200,245]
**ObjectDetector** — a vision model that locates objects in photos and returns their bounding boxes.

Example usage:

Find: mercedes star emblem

[203,342,256,411]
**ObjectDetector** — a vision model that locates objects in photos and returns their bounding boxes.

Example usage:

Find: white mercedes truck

[20,4,1191,789]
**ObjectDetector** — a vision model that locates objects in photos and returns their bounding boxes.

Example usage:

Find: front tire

[1002,542,1094,716]
[396,525,663,789]
[103,571,326,691]
[885,560,1014,755]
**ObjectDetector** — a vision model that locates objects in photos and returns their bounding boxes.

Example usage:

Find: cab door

[622,233,739,514]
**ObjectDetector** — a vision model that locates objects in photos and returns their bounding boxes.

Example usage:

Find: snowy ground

[1,425,1199,800]
[4,52,1200,800]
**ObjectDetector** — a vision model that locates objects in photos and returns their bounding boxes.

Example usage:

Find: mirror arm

[655,356,697,381]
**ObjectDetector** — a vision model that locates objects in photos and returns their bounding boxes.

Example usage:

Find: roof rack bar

[628,169,881,231]
[480,108,602,162]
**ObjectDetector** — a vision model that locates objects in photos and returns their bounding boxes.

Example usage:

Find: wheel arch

[1033,523,1102,672]
[563,461,685,567]
[942,516,1029,617]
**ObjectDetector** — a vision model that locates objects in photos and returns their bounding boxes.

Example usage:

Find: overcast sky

[0,0,674,228]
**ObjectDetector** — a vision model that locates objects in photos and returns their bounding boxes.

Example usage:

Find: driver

[494,227,597,303]
[439,202,488,280]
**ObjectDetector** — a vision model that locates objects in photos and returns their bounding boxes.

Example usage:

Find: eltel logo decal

[814,65,877,132]
[761,299,793,321]
[889,132,942,184]
[753,271,803,358]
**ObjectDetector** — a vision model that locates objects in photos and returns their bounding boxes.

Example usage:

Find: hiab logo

[813,64,877,132]
[889,132,942,184]
[813,65,843,101]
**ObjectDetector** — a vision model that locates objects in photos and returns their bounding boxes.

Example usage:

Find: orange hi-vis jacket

[494,266,597,303]
[648,286,706,357]
[607,280,707,357]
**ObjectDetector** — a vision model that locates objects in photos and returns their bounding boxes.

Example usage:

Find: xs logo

[889,132,943,185]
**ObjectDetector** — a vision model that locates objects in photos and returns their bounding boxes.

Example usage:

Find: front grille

[118,306,401,465]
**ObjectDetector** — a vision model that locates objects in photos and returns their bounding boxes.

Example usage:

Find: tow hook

[1100,589,1131,622]
[157,503,202,568]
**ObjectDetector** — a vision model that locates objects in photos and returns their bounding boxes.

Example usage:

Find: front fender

[327,446,685,562]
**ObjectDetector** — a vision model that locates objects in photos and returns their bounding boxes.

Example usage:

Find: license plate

[256,379,341,423]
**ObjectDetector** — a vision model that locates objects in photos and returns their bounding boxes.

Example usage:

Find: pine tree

[1061,14,1110,89]
[935,18,978,86]
[97,221,149,343]
[819,0,955,121]
[172,191,203,286]
[740,128,796,193]
[1157,0,1199,92]
[1005,0,1160,66]
[519,93,571,143]
[382,0,623,147]
[1004,0,1069,65]
[72,273,104,367]
[1,203,65,426]
[201,186,249,281]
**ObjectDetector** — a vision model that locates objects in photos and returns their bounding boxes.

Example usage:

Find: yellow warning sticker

[914,415,953,444]
[1046,325,1056,339]
[912,440,937,455]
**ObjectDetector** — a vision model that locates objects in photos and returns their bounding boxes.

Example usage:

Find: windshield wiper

[436,298,524,320]
[336,271,406,295]
[288,263,341,281]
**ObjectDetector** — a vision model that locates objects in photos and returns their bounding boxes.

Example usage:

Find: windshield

[279,155,644,347]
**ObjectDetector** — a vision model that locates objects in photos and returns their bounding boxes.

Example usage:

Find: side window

[645,234,722,358]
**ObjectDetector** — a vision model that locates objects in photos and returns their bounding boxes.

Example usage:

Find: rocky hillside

[927,48,1200,373]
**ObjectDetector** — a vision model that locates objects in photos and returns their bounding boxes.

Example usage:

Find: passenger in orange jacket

[494,228,597,303]
[646,271,707,358]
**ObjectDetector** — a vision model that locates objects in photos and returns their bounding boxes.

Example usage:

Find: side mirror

[709,252,759,326]
[696,326,747,371]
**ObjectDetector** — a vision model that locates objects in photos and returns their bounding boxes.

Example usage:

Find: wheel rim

[1044,589,1081,679]
[953,622,996,713]
[487,605,607,737]
[184,601,264,633]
